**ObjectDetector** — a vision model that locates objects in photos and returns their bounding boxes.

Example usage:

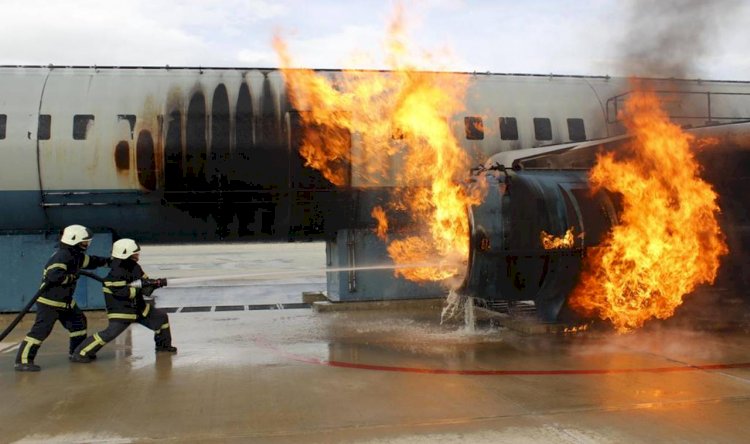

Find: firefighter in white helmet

[71,238,175,363]
[15,225,110,372]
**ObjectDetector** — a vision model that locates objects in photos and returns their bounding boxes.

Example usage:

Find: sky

[0,0,748,80]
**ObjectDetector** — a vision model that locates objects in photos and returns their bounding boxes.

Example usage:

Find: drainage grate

[247,303,312,310]
[282,303,312,309]
[214,305,246,312]
[159,303,312,313]
[247,304,279,311]
[180,306,212,313]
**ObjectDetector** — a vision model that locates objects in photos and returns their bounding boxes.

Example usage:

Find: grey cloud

[618,0,746,78]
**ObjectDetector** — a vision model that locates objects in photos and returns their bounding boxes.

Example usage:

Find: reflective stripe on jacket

[36,244,108,307]
[102,258,149,319]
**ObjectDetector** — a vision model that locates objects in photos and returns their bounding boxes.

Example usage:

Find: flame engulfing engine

[460,126,750,322]
[326,124,750,322]
[461,142,619,322]
[325,140,622,311]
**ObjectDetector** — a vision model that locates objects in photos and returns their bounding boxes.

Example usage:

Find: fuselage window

[117,114,137,139]
[567,118,586,141]
[533,117,552,141]
[38,114,51,140]
[464,116,484,140]
[73,114,95,140]
[0,114,6,139]
[499,117,518,140]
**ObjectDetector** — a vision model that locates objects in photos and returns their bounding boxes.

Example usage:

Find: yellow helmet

[61,225,93,246]
[112,238,140,259]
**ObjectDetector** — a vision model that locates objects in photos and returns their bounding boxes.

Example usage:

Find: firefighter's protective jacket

[102,258,153,321]
[37,243,109,308]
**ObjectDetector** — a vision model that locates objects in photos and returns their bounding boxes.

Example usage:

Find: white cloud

[277,24,384,69]
[0,1,201,65]
[236,48,277,66]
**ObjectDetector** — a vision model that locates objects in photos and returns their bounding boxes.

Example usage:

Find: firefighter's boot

[69,354,92,364]
[155,345,177,353]
[15,362,41,372]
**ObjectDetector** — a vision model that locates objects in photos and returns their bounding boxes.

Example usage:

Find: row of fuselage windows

[0,114,587,143]
[464,116,587,142]
[0,114,135,141]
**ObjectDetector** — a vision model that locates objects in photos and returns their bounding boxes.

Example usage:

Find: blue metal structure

[326,229,446,302]
[0,232,111,312]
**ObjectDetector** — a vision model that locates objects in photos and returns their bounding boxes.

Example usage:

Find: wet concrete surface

[2,242,750,443]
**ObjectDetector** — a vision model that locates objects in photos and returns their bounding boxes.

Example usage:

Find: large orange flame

[570,88,728,332]
[275,9,484,282]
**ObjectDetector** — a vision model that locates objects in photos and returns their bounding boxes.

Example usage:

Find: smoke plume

[619,0,742,78]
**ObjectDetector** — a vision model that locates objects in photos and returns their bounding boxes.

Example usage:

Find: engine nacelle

[462,165,617,321]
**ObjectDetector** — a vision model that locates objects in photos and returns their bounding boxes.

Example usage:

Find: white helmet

[61,224,93,246]
[111,238,141,260]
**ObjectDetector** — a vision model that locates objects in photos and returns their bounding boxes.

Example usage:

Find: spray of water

[439,290,464,321]
[464,296,476,333]
[440,290,480,332]
[163,262,449,287]
[162,261,481,332]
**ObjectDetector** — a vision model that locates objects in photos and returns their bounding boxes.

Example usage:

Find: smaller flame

[372,206,389,240]
[563,323,590,334]
[541,227,576,249]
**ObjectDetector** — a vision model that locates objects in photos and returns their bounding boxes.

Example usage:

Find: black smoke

[619,0,743,78]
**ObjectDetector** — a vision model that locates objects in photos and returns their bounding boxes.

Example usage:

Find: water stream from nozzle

[161,261,449,287]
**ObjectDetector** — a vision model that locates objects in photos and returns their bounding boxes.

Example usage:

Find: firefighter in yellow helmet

[71,238,175,362]
[15,225,110,372]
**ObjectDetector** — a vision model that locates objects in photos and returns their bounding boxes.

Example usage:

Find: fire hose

[0,272,167,342]
[0,284,48,342]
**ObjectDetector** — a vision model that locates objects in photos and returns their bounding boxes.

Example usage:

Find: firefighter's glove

[141,285,156,298]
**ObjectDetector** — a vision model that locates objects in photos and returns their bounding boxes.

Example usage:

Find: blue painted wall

[326,229,446,302]
[0,233,112,312]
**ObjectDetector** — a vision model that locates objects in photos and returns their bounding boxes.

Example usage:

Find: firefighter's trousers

[73,307,172,358]
[16,302,88,364]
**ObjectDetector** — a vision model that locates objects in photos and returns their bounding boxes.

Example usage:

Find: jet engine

[461,125,750,321]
